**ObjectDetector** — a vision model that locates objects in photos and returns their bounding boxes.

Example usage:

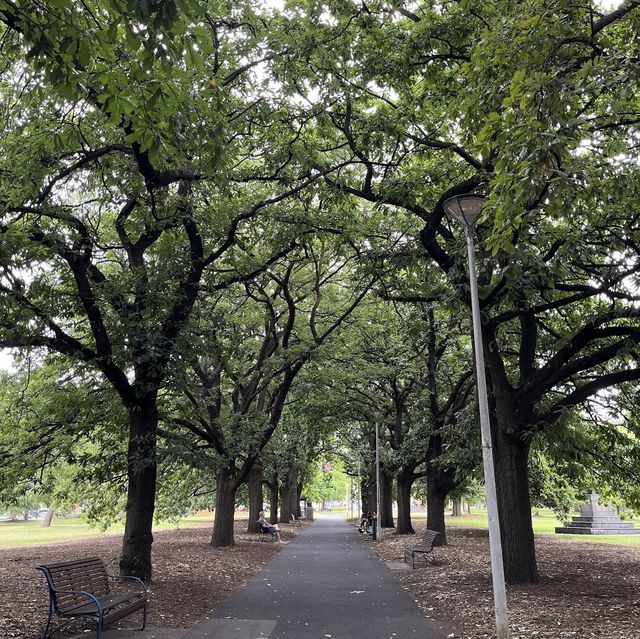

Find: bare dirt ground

[371,525,640,639]
[3,520,640,639]
[0,521,302,639]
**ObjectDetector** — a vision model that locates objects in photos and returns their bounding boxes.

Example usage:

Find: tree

[273,0,640,582]
[165,233,374,545]
[0,0,342,578]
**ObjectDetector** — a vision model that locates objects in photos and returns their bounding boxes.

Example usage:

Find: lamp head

[442,194,486,226]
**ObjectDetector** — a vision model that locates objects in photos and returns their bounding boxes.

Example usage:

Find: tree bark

[380,470,394,528]
[452,499,463,517]
[426,477,448,546]
[425,430,460,547]
[120,402,157,580]
[296,482,303,518]
[493,424,539,583]
[268,478,279,524]
[366,467,377,515]
[42,506,54,528]
[278,477,295,524]
[360,477,370,515]
[395,471,415,534]
[211,466,238,546]
[279,467,296,523]
[247,463,263,534]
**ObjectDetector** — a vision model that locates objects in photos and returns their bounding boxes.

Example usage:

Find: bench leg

[141,603,148,630]
[41,599,54,639]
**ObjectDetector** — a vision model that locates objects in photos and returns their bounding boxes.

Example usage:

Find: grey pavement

[74,516,446,639]
[184,515,446,639]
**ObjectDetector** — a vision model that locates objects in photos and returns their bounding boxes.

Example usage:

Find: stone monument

[555,493,640,535]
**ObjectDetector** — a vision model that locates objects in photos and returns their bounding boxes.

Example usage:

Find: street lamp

[442,193,510,639]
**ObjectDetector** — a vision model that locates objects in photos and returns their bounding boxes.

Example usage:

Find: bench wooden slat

[61,592,143,615]
[403,529,440,569]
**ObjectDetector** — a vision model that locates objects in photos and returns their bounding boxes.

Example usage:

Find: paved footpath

[181,515,446,639]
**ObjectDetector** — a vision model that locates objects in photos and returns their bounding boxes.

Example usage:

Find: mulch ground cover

[0,521,302,639]
[3,520,640,639]
[370,525,640,639]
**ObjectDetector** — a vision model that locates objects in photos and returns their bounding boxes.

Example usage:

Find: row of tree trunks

[356,468,454,544]
[279,464,299,524]
[242,463,307,536]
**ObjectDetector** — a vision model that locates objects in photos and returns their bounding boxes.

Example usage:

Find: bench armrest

[108,574,148,596]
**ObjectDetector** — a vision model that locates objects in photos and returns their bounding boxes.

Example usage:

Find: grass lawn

[0,512,217,547]
[446,509,640,548]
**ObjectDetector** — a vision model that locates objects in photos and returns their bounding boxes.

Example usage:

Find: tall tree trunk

[360,477,370,515]
[247,462,263,534]
[120,402,157,580]
[395,471,414,534]
[296,482,303,518]
[426,478,448,546]
[279,466,296,523]
[366,467,377,515]
[493,424,538,583]
[291,482,299,519]
[211,467,238,546]
[268,478,279,524]
[452,499,463,517]
[380,471,394,528]
[42,506,54,528]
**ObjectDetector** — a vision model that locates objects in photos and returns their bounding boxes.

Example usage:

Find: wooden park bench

[37,557,148,639]
[403,529,440,569]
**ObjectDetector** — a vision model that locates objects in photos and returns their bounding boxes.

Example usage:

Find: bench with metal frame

[37,557,148,639]
[403,529,440,569]
[257,522,278,541]
[289,513,304,526]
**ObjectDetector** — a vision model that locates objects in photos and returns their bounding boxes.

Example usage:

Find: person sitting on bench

[258,511,284,542]
[358,512,372,534]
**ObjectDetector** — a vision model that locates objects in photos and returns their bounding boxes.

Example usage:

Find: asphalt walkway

[182,515,446,639]
[87,516,446,639]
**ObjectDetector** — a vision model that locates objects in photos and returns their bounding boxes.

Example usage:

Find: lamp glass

[443,194,486,226]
